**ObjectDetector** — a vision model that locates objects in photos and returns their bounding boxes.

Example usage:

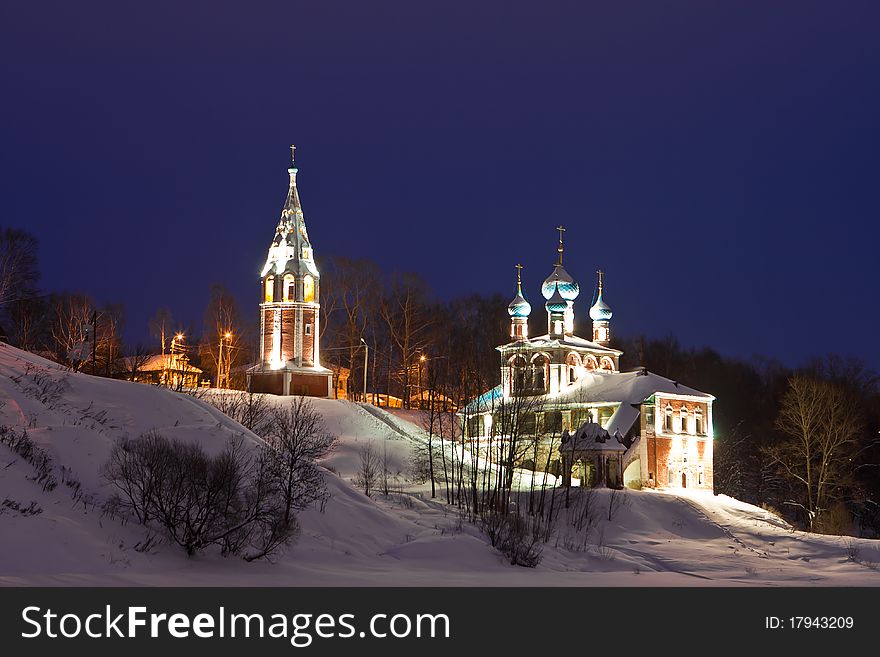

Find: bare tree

[765,375,864,532]
[265,397,337,525]
[380,273,433,408]
[50,293,94,370]
[0,227,39,308]
[103,432,294,560]
[202,284,247,388]
[356,440,380,497]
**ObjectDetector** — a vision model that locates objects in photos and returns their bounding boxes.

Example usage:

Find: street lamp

[359,338,368,403]
[218,331,232,389]
[418,354,426,408]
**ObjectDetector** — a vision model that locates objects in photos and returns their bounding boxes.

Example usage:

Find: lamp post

[218,331,232,389]
[359,338,368,403]
[169,333,184,388]
[418,354,426,409]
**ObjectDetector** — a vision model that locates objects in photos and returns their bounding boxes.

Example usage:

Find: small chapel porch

[559,423,626,489]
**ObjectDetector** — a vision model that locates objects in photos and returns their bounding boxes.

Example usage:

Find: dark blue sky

[3,1,879,368]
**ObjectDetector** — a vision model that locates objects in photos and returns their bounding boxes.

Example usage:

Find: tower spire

[556,225,566,266]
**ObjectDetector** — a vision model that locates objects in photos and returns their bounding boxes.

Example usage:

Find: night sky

[3,1,879,368]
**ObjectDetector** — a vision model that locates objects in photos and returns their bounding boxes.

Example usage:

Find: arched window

[566,353,581,384]
[530,354,549,394]
[303,275,315,303]
[264,276,274,303]
[664,404,673,432]
[695,407,704,435]
[584,355,598,371]
[510,356,527,394]
[679,406,689,434]
[600,356,614,371]
[283,274,296,302]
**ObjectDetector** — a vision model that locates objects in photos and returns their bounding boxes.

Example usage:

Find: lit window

[680,407,689,434]
[264,276,274,303]
[664,404,673,432]
[303,275,315,303]
[284,273,295,302]
[695,408,704,435]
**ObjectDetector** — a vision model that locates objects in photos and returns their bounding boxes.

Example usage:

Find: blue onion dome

[508,291,531,318]
[541,265,579,301]
[545,283,568,314]
[589,271,613,321]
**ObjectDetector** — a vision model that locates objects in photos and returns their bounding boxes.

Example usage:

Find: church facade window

[284,273,295,302]
[264,276,274,303]
[695,407,704,435]
[665,404,673,432]
[304,275,315,303]
[680,406,689,434]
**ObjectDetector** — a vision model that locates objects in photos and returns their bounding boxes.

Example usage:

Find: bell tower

[247,146,333,397]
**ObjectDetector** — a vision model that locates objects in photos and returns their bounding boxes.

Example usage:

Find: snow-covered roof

[462,368,713,434]
[560,423,626,453]
[121,354,203,374]
[555,368,713,405]
[260,165,320,279]
[498,333,623,355]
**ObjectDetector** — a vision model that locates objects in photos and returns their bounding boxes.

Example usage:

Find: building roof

[463,368,713,434]
[261,156,320,280]
[560,422,626,453]
[121,354,203,374]
[498,333,623,355]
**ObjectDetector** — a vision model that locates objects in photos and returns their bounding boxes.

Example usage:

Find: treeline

[615,335,880,536]
[0,227,255,385]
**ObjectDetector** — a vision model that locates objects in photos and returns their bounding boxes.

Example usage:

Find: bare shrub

[608,488,627,521]
[479,509,546,567]
[102,432,294,560]
[844,539,860,563]
[0,425,57,491]
[199,390,274,436]
[355,441,380,497]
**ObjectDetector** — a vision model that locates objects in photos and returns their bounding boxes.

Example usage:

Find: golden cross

[556,225,565,265]
[515,263,523,285]
[290,144,296,165]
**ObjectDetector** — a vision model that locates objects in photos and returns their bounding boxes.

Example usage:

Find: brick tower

[247,146,333,397]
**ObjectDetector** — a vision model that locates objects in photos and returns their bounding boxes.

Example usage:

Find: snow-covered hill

[1,342,879,586]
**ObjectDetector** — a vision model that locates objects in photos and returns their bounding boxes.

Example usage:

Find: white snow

[1,342,879,586]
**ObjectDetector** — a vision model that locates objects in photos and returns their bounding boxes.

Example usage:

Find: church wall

[302,307,316,366]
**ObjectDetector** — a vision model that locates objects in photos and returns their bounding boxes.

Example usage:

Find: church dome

[541,265,579,301]
[589,271,613,321]
[545,283,568,314]
[508,292,531,318]
[589,296,612,321]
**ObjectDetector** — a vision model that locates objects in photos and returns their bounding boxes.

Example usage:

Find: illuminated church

[247,147,333,397]
[465,228,715,491]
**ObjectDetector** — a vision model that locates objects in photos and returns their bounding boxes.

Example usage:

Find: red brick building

[247,148,333,397]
